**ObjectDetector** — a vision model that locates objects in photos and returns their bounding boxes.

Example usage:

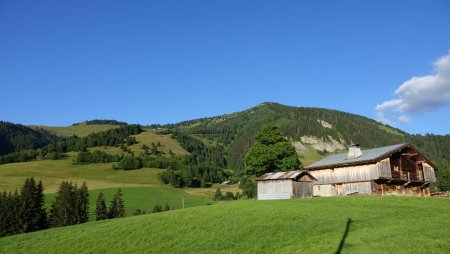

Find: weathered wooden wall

[423,162,436,182]
[292,181,313,198]
[390,152,427,181]
[313,181,373,196]
[374,182,428,196]
[257,180,293,200]
[310,159,390,185]
[378,158,391,178]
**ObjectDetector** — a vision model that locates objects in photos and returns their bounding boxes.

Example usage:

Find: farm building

[304,143,436,197]
[257,170,316,200]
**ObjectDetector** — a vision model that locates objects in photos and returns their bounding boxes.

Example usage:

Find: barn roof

[257,170,316,181]
[305,143,409,170]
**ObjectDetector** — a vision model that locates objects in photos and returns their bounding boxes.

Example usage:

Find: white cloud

[397,115,410,124]
[376,50,450,125]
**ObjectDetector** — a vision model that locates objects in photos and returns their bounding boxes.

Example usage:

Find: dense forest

[0,121,60,156]
[160,102,450,169]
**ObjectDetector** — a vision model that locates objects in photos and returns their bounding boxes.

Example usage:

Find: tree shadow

[335,218,353,254]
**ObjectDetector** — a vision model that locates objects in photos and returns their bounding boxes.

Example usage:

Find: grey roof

[257,170,316,181]
[305,143,409,170]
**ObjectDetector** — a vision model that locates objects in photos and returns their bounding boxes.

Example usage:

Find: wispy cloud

[376,50,450,125]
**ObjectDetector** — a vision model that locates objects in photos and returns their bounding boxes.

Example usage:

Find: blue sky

[1,0,449,134]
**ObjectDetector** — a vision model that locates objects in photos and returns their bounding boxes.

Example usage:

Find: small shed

[257,170,316,200]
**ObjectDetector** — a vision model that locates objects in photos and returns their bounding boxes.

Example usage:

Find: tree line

[0,121,60,156]
[0,125,143,165]
[157,131,228,188]
[72,119,128,126]
[0,178,125,238]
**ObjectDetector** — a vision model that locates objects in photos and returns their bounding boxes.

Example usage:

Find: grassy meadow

[1,196,449,253]
[88,130,189,156]
[0,158,214,219]
[45,187,212,220]
[28,124,120,137]
[0,159,163,193]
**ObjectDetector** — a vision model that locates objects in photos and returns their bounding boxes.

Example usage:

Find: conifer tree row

[0,177,48,237]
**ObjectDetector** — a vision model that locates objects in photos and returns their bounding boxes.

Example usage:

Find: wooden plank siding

[293,181,313,198]
[257,173,315,200]
[313,182,373,196]
[257,179,293,200]
[310,158,390,185]
[307,144,436,197]
[423,162,436,182]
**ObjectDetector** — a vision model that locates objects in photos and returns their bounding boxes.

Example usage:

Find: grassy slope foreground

[1,197,449,254]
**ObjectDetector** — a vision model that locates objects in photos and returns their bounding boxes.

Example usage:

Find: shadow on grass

[335,218,352,254]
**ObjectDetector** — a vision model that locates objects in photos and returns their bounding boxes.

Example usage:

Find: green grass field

[45,187,212,220]
[0,156,214,220]
[89,131,189,156]
[29,124,120,137]
[1,196,449,253]
[0,159,163,193]
[299,144,329,166]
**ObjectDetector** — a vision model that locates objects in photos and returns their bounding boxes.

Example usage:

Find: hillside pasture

[45,187,212,220]
[0,159,162,193]
[0,196,449,253]
[87,130,188,156]
[29,124,120,137]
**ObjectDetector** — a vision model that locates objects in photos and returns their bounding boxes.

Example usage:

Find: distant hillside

[29,124,121,137]
[0,121,60,156]
[72,119,128,126]
[1,197,449,253]
[163,102,450,168]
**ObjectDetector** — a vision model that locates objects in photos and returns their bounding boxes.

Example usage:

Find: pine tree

[0,191,21,236]
[49,181,76,227]
[18,177,33,233]
[75,182,89,223]
[214,188,223,201]
[95,192,108,221]
[18,177,48,232]
[35,180,48,230]
[108,189,125,218]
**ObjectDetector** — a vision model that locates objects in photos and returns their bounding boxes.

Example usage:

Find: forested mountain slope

[163,102,450,169]
[0,121,60,156]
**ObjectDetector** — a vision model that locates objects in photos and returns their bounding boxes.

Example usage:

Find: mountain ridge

[1,102,449,168]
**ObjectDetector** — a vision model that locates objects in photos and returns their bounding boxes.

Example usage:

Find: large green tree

[244,125,301,176]
[437,165,450,191]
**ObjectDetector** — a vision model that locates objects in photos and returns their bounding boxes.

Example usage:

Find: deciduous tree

[244,125,300,176]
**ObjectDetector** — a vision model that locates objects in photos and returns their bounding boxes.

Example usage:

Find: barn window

[394,166,399,172]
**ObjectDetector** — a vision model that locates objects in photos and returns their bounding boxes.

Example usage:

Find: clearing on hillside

[29,124,120,137]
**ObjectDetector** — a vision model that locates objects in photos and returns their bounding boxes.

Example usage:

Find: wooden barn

[257,170,316,200]
[304,143,436,197]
